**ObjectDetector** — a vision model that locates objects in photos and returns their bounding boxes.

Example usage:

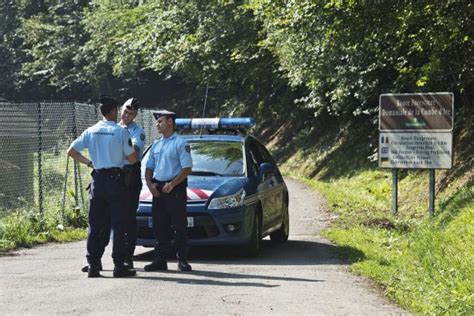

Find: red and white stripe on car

[139,188,213,202]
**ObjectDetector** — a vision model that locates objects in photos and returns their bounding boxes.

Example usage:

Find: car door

[247,140,273,231]
[248,138,282,232]
[253,140,284,231]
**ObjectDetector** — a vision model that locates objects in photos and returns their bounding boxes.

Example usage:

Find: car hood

[139,176,247,203]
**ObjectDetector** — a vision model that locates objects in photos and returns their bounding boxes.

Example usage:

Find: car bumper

[136,202,256,247]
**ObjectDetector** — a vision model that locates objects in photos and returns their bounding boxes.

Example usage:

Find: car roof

[181,134,247,142]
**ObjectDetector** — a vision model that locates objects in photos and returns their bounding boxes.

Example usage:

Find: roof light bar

[175,118,256,129]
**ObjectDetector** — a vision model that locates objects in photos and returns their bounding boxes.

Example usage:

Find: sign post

[378,93,453,216]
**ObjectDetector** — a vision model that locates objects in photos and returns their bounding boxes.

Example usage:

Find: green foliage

[19,2,90,95]
[0,207,87,252]
[0,152,89,252]
[250,0,473,118]
[6,1,472,127]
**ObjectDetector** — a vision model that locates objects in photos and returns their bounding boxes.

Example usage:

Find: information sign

[379,93,453,131]
[379,132,452,169]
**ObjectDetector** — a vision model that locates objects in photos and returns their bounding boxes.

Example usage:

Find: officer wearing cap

[67,95,138,278]
[119,97,145,268]
[144,110,193,272]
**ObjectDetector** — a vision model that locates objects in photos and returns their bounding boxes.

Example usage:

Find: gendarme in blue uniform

[146,132,192,181]
[146,131,192,267]
[71,120,134,169]
[71,119,134,269]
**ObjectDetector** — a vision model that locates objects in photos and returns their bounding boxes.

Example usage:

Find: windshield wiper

[190,170,223,176]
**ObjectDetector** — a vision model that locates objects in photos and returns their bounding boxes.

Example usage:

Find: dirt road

[0,177,407,315]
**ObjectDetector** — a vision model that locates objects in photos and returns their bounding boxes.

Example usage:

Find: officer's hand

[162,182,173,193]
[148,183,160,197]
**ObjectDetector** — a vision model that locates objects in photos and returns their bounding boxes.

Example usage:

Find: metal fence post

[392,168,398,216]
[72,103,79,208]
[429,169,435,217]
[37,102,44,218]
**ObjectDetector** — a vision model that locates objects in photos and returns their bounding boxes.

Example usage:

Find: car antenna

[199,81,209,138]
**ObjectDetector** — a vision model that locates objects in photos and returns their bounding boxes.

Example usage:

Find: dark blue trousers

[90,164,142,262]
[87,170,128,265]
[124,164,142,259]
[151,179,188,261]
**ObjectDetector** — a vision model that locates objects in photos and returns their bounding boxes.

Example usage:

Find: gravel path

[0,177,408,315]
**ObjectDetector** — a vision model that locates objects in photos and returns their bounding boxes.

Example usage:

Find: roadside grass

[0,153,88,253]
[0,209,87,252]
[303,171,474,315]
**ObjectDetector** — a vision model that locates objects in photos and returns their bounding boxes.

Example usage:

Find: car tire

[270,205,289,243]
[244,211,261,257]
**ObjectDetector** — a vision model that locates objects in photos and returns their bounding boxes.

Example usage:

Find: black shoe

[144,260,168,271]
[124,259,134,270]
[87,265,102,278]
[178,260,192,272]
[82,261,103,273]
[113,265,137,278]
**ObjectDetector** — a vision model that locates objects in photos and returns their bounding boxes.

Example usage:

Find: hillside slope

[264,112,473,314]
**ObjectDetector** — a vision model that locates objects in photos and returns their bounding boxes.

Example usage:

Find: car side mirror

[259,163,277,175]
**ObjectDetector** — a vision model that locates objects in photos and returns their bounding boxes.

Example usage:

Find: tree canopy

[1,0,472,123]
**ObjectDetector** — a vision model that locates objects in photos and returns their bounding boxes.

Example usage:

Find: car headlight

[208,188,246,209]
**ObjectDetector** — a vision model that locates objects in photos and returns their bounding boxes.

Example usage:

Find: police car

[136,117,289,256]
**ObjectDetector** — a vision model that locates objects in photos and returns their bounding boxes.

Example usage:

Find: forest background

[1,1,473,314]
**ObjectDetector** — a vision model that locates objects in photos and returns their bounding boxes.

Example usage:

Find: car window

[247,141,260,176]
[142,141,245,177]
[255,141,275,164]
[190,141,245,176]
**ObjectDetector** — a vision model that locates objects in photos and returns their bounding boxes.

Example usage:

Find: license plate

[187,217,194,228]
[149,216,193,227]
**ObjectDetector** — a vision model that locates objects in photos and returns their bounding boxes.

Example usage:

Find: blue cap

[123,97,140,111]
[153,110,177,120]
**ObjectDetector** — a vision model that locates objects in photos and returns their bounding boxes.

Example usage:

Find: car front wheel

[243,211,261,257]
[270,205,289,243]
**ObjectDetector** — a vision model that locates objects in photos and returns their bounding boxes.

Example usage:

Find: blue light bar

[175,118,256,129]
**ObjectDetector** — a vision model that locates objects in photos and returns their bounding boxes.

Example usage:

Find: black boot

[82,261,103,273]
[144,259,168,271]
[87,264,102,278]
[124,258,134,270]
[113,264,137,278]
[178,260,192,272]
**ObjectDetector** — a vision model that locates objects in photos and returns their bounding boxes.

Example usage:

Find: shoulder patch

[140,133,145,141]
[185,145,191,153]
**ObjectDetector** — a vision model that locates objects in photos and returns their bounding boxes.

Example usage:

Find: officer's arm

[145,168,154,187]
[145,168,160,197]
[131,128,145,155]
[169,168,192,188]
[67,147,93,168]
[126,151,138,164]
[162,167,192,193]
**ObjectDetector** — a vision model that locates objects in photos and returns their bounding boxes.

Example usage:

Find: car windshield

[141,140,245,177]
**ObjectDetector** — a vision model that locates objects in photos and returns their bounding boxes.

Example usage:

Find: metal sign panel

[379,132,452,169]
[379,93,453,131]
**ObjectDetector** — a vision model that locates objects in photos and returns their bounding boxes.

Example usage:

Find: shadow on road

[134,238,365,266]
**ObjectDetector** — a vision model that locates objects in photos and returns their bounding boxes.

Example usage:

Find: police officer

[67,95,138,278]
[144,110,193,272]
[119,97,145,268]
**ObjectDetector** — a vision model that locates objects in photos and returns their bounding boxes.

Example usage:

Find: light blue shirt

[121,121,145,161]
[146,133,193,181]
[71,120,134,169]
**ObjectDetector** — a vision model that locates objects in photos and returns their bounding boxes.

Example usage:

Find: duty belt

[95,167,122,174]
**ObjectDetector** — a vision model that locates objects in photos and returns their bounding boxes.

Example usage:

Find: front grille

[137,214,219,240]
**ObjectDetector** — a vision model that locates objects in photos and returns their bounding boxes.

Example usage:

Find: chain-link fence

[0,101,159,226]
